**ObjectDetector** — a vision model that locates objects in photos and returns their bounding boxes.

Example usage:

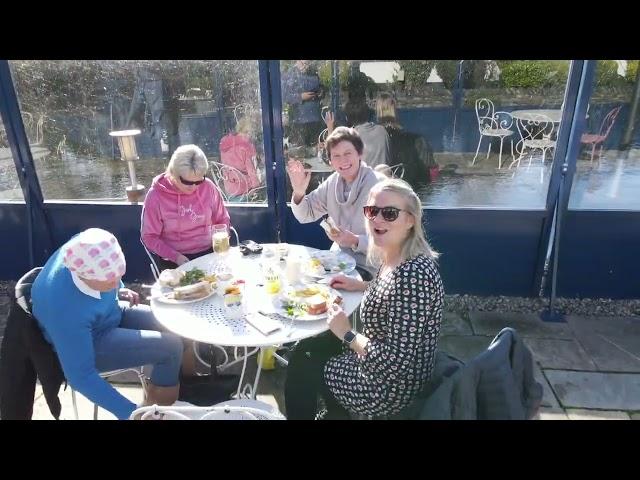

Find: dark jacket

[384,327,542,420]
[0,268,66,420]
[451,327,543,420]
[384,125,436,189]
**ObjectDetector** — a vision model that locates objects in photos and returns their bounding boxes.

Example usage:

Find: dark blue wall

[0,202,277,283]
[284,206,548,296]
[558,210,640,298]
[2,201,639,299]
[0,203,31,279]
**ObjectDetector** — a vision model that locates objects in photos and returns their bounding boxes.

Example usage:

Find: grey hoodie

[291,162,385,273]
[355,122,390,168]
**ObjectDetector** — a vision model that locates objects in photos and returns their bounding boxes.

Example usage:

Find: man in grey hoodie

[287,127,385,276]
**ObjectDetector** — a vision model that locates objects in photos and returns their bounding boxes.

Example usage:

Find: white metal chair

[472,98,515,169]
[318,128,329,145]
[510,113,557,169]
[388,163,405,179]
[233,103,252,125]
[246,185,267,203]
[129,399,285,420]
[72,368,147,420]
[210,161,252,201]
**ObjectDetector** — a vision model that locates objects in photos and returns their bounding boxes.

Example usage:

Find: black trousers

[284,331,351,420]
[289,121,324,147]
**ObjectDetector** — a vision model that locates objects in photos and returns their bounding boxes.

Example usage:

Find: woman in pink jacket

[219,131,262,199]
[142,144,231,271]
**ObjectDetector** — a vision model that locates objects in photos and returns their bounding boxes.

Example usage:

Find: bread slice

[305,293,327,315]
[320,217,340,236]
[172,281,212,300]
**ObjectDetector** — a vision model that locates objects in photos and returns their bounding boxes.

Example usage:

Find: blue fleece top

[282,66,322,124]
[31,244,136,420]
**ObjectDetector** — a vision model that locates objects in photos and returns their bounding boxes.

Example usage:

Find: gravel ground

[1,281,639,317]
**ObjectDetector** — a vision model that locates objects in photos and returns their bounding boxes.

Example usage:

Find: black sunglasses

[179,176,205,186]
[363,205,407,222]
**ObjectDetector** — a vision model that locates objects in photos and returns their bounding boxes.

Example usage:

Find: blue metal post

[0,60,53,267]
[539,60,595,322]
[258,60,279,241]
[267,60,289,242]
[534,61,584,294]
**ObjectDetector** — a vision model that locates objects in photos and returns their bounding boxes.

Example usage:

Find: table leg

[251,347,265,400]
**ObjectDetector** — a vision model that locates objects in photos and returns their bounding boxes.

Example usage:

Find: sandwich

[171,281,212,301]
[304,294,329,315]
[320,216,340,236]
[159,269,184,288]
[303,292,343,315]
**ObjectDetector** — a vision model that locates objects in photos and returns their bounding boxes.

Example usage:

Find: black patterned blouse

[324,254,444,417]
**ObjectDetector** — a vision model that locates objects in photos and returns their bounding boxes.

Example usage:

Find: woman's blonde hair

[236,109,261,139]
[365,178,439,267]
[376,92,402,129]
[166,144,209,180]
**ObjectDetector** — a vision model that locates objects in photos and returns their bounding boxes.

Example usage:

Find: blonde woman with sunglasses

[285,178,444,419]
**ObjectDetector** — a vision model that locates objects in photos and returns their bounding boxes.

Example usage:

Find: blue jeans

[93,303,183,387]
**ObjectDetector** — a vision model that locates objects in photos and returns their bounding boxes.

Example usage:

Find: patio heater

[109,129,146,202]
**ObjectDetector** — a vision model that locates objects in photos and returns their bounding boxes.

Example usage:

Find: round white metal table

[511,109,562,123]
[150,244,363,399]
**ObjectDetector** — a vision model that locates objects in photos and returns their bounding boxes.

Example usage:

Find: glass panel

[282,60,572,209]
[9,60,267,203]
[0,114,23,200]
[568,60,640,210]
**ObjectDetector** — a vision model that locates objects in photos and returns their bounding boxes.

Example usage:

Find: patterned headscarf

[62,228,126,281]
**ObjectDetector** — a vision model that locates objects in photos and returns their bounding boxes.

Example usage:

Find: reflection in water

[569,150,640,210]
[32,152,170,200]
[5,147,640,210]
[418,155,551,209]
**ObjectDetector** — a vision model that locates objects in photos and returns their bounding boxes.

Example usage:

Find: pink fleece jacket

[142,173,230,263]
[219,132,261,196]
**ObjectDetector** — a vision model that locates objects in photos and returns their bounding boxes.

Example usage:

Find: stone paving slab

[537,407,569,420]
[440,312,473,336]
[438,335,492,363]
[524,338,597,370]
[32,384,145,420]
[567,316,640,373]
[534,363,560,408]
[565,409,630,420]
[545,370,640,411]
[469,312,574,340]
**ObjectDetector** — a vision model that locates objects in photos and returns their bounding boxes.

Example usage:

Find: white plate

[273,284,342,321]
[152,288,216,305]
[305,251,356,276]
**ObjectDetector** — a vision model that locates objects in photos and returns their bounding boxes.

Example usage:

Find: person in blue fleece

[31,228,184,419]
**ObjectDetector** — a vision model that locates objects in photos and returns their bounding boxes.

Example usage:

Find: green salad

[179,268,206,286]
[282,300,306,317]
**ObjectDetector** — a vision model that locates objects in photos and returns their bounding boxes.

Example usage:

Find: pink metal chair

[580,105,622,163]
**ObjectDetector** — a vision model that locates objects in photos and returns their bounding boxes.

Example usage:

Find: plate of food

[275,283,343,321]
[304,251,356,277]
[153,267,217,304]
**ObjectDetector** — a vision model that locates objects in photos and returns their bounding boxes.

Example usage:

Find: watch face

[344,330,356,344]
